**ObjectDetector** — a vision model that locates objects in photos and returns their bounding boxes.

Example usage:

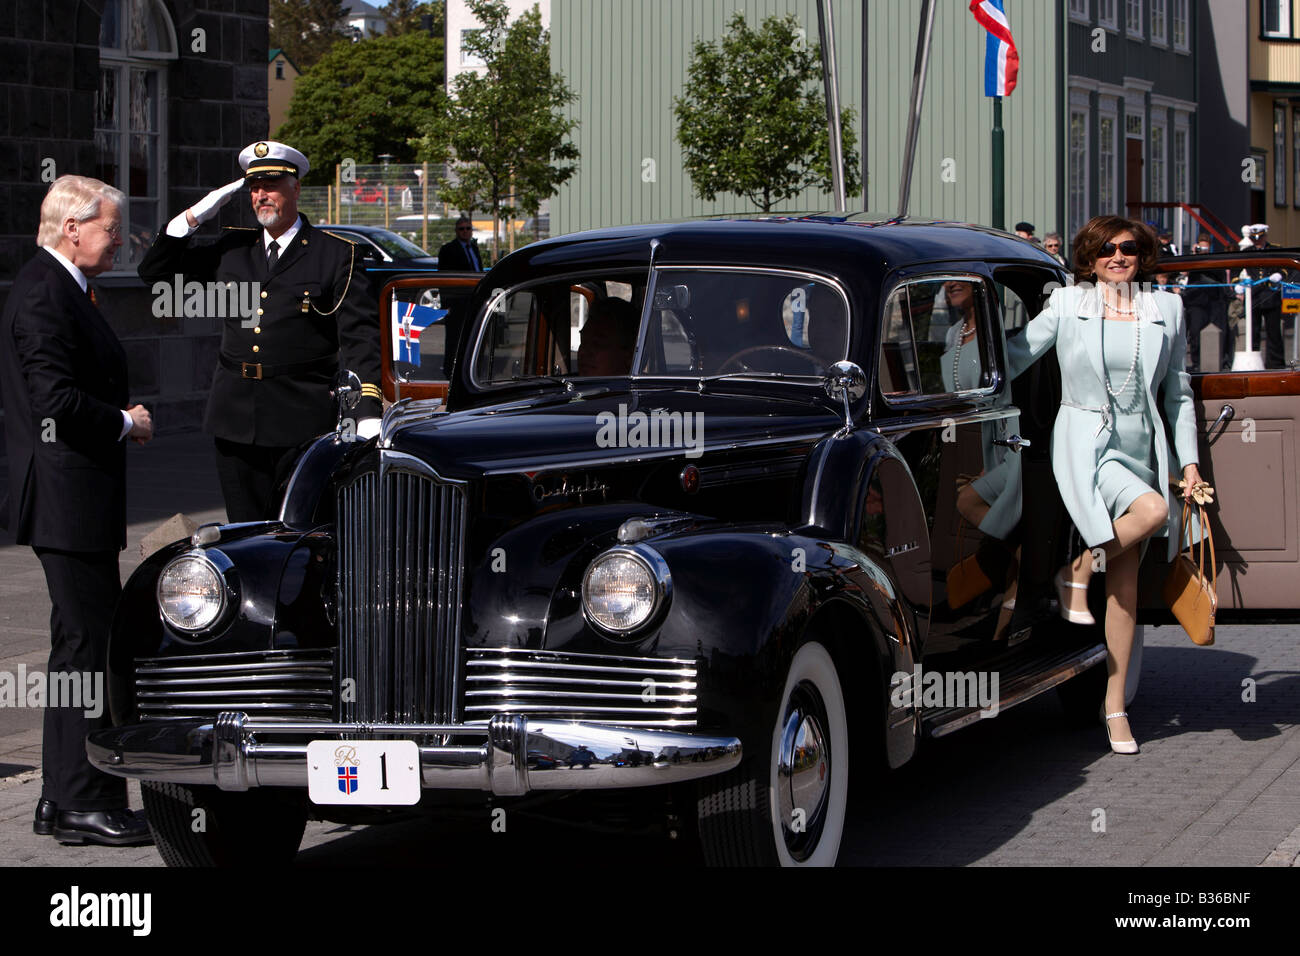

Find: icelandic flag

[970,0,1019,97]
[391,300,447,367]
[337,765,358,795]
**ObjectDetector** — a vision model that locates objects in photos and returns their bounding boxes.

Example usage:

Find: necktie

[267,240,279,269]
[465,241,479,271]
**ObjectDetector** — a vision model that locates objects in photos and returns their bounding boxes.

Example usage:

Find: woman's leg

[1101,545,1141,743]
[1058,492,1168,617]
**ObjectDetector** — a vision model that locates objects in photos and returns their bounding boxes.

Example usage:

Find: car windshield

[367,229,430,259]
[469,268,849,388]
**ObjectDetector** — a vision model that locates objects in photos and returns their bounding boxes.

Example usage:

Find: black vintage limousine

[89,216,1300,866]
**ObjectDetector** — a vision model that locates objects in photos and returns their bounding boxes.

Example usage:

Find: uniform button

[260,290,267,299]
[253,326,261,334]
[252,345,260,353]
[257,308,264,315]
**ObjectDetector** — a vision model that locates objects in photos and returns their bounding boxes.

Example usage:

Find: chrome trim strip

[88,713,743,796]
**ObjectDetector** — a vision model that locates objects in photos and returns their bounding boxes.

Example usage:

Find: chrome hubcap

[776,681,831,861]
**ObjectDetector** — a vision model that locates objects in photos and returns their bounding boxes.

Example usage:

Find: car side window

[879,277,993,398]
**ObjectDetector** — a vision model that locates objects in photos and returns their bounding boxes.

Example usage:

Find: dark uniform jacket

[436,237,483,272]
[138,218,381,446]
[0,250,128,551]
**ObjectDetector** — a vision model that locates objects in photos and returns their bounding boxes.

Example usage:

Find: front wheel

[141,781,307,867]
[696,640,849,866]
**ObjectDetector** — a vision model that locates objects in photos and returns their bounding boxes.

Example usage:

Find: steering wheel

[718,344,826,374]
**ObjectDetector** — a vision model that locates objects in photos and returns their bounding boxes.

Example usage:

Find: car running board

[921,644,1108,738]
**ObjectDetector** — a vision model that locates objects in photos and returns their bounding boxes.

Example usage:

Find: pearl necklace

[1102,299,1141,399]
[952,321,975,388]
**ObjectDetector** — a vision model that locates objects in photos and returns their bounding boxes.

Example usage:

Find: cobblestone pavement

[1,434,1297,866]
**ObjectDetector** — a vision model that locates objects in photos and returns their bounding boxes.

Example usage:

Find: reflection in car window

[640,269,848,377]
[879,277,992,397]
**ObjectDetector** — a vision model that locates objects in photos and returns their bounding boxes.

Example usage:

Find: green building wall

[549,0,1065,238]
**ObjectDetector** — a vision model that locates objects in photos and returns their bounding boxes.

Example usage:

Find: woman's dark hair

[1070,216,1159,283]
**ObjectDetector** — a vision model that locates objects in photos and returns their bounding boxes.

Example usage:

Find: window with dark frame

[1263,0,1292,38]
[1275,104,1287,206]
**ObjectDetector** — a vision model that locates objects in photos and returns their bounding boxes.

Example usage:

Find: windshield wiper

[505,374,576,393]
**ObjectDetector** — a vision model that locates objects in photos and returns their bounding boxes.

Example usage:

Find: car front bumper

[87,712,742,797]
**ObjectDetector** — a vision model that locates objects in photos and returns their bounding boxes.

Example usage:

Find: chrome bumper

[87,712,742,797]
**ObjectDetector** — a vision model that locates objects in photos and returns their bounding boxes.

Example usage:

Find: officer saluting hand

[139,141,382,521]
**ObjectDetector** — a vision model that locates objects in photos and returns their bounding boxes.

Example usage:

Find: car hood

[385,386,841,479]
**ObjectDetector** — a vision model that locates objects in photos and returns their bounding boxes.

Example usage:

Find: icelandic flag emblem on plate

[337,765,358,795]
[391,300,447,367]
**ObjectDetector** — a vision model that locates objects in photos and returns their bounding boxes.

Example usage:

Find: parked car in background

[318,224,439,285]
[88,217,1300,867]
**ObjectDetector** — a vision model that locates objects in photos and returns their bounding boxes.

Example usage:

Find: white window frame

[1099,98,1119,217]
[1127,0,1145,39]
[1069,92,1092,239]
[1150,0,1168,46]
[1070,0,1091,23]
[460,29,486,67]
[1149,113,1167,229]
[1275,103,1288,206]
[1098,0,1119,30]
[96,0,176,276]
[1173,115,1191,247]
[1172,0,1190,51]
[1263,0,1292,38]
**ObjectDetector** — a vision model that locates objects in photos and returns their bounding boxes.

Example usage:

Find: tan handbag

[1162,499,1217,646]
[946,515,991,610]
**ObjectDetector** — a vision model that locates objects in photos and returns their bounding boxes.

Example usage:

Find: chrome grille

[336,457,467,724]
[135,649,334,721]
[464,647,698,728]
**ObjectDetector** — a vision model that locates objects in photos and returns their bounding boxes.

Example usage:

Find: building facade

[267,47,300,137]
[1249,0,1300,245]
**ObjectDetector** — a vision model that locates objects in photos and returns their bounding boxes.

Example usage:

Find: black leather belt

[219,354,337,381]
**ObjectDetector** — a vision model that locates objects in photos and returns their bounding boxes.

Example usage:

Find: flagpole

[992,94,1004,231]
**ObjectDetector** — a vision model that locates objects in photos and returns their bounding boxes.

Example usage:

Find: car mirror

[824,360,867,435]
[653,284,691,310]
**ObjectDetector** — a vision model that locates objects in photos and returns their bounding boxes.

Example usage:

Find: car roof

[490,215,1062,287]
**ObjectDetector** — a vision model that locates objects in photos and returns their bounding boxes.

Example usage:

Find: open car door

[1139,252,1300,618]
[379,275,482,402]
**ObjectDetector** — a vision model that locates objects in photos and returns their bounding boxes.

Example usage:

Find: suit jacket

[436,237,483,272]
[138,218,380,446]
[0,249,129,551]
[1007,284,1201,561]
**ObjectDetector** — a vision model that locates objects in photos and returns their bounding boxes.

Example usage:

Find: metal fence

[299,163,550,261]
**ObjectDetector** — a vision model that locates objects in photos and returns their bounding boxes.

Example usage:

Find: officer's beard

[255,204,281,228]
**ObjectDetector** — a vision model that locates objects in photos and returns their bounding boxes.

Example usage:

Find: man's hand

[127,404,153,444]
[186,179,245,228]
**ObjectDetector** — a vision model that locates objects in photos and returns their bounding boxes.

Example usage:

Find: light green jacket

[1006,284,1201,560]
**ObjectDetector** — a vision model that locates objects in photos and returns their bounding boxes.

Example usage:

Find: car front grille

[336,457,468,724]
[464,647,699,728]
[134,648,334,721]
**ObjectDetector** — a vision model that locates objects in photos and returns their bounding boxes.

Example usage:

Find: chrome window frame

[876,272,1002,408]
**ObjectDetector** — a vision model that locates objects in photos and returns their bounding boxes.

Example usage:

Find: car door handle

[992,434,1031,452]
[1207,403,1235,444]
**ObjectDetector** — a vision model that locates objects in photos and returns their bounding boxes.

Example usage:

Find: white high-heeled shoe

[1102,709,1139,754]
[1054,571,1095,626]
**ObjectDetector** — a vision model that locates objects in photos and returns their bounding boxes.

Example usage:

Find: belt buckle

[241,362,263,380]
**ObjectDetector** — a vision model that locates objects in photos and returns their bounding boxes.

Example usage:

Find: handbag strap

[1181,498,1217,611]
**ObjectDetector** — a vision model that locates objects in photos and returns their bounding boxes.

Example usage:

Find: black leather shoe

[53,808,153,847]
[33,799,57,836]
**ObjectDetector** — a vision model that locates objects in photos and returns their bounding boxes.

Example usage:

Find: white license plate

[307,740,421,805]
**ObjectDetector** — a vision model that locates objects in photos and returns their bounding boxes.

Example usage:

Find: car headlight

[582,546,671,635]
[157,551,233,633]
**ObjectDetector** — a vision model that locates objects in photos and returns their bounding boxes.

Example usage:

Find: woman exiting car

[1007,216,1205,755]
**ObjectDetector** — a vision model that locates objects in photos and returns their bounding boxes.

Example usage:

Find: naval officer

[139,141,383,521]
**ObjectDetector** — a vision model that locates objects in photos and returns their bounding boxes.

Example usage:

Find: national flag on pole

[390,300,447,366]
[969,0,1019,97]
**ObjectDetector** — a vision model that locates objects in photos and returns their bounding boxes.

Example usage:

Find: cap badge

[254,142,269,158]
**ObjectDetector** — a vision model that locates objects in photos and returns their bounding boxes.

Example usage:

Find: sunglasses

[1099,240,1139,257]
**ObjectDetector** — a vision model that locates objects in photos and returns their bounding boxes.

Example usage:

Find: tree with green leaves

[413,0,578,262]
[269,0,352,72]
[674,13,862,213]
[276,30,445,186]
[381,0,444,37]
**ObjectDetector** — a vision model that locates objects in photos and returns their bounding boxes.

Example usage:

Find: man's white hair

[37,175,125,247]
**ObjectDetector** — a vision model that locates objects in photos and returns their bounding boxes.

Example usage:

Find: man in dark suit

[0,175,153,845]
[1182,237,1235,371]
[139,141,383,521]
[435,217,484,377]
